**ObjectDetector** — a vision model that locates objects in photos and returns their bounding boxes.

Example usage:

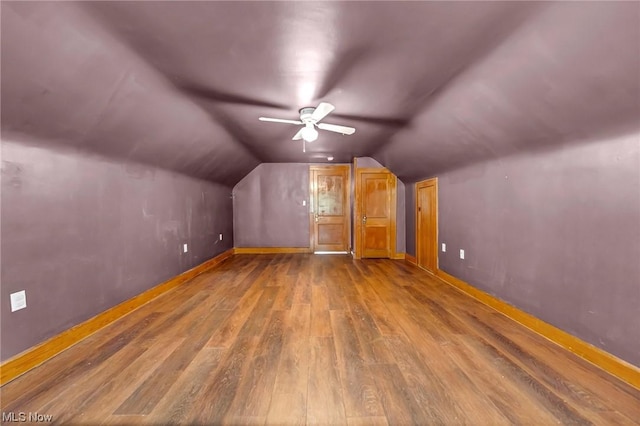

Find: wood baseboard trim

[234,247,313,254]
[405,253,417,265]
[392,253,406,260]
[432,269,640,390]
[0,248,234,386]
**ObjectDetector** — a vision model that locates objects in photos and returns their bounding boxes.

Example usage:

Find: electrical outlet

[183,243,188,253]
[10,290,27,312]
[442,243,446,252]
[459,249,465,260]
[219,233,223,241]
[302,200,306,206]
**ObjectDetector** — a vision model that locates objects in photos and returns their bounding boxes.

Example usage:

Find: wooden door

[416,178,438,272]
[310,165,350,252]
[356,169,396,258]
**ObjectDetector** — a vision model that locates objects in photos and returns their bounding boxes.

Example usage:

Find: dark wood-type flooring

[1,254,639,425]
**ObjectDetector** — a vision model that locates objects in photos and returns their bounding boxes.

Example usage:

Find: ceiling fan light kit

[259,102,356,148]
[300,123,318,142]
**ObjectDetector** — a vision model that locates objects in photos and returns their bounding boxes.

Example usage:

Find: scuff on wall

[0,140,234,361]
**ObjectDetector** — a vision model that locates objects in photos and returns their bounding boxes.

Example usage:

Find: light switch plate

[460,249,465,260]
[10,290,27,312]
[219,234,223,241]
[442,243,446,252]
[183,243,188,253]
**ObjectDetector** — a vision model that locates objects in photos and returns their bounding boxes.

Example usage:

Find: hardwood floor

[1,254,638,425]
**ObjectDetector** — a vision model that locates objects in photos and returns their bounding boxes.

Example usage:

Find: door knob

[362,215,367,224]
[315,213,319,223]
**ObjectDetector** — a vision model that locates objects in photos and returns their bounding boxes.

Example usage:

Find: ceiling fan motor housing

[299,107,316,123]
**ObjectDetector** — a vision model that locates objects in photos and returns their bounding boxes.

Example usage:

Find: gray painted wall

[406,133,640,365]
[233,163,310,248]
[1,141,233,361]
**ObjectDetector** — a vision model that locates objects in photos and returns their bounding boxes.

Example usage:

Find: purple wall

[356,157,386,168]
[407,133,640,365]
[233,163,310,248]
[1,141,233,361]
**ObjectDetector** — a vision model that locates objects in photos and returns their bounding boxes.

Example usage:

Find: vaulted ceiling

[2,1,639,185]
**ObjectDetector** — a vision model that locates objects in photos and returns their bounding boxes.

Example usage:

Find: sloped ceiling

[2,1,639,185]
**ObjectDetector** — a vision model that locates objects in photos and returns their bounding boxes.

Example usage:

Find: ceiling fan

[259,102,356,143]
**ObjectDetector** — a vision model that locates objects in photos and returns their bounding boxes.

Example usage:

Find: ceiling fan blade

[330,112,408,127]
[311,102,335,122]
[318,122,356,135]
[181,83,288,109]
[292,128,304,140]
[259,117,303,125]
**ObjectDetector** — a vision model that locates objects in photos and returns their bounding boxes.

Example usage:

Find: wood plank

[1,312,163,413]
[235,286,280,337]
[0,249,233,385]
[384,334,468,424]
[293,272,312,305]
[266,304,311,425]
[209,259,269,310]
[436,268,640,389]
[369,363,430,425]
[310,284,332,337]
[346,294,395,364]
[272,279,296,310]
[346,416,389,426]
[147,347,226,424]
[465,311,628,425]
[205,274,266,348]
[330,310,384,417]
[307,337,347,425]
[286,253,305,276]
[225,310,287,420]
[450,335,563,425]
[3,254,638,425]
[115,309,231,415]
[16,343,151,422]
[349,265,405,337]
[499,321,640,422]
[234,247,312,254]
[55,336,185,425]
[187,336,259,424]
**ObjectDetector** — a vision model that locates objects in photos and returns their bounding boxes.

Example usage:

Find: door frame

[309,165,351,252]
[415,177,438,272]
[354,167,397,259]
